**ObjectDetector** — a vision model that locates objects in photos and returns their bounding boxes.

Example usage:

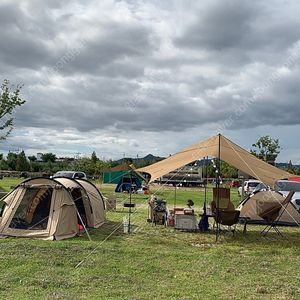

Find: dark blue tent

[115,175,142,193]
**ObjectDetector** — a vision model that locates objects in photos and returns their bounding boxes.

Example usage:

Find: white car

[52,171,87,180]
[238,179,262,197]
[275,180,300,211]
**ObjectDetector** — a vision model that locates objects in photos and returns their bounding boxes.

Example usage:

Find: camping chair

[258,191,295,237]
[214,209,241,236]
[211,200,235,215]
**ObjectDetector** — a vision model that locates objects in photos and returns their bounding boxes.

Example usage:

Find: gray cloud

[1,0,300,164]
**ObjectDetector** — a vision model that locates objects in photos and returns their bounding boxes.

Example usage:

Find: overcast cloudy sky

[1,0,300,164]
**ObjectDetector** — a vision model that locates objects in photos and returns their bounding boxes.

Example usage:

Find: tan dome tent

[238,190,300,226]
[0,177,106,240]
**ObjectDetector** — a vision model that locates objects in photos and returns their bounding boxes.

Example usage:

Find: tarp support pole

[216,133,221,241]
[128,173,132,233]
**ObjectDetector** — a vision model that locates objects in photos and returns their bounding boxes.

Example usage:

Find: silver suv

[52,171,87,180]
[238,179,262,197]
[275,180,300,211]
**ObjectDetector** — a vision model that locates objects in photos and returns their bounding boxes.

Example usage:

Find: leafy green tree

[6,152,17,170]
[220,161,238,178]
[41,153,57,163]
[250,135,282,163]
[45,160,54,171]
[0,79,26,139]
[202,161,215,178]
[59,159,69,170]
[287,160,294,173]
[95,160,110,171]
[136,158,150,168]
[123,157,133,165]
[78,157,94,177]
[28,155,37,162]
[91,151,98,164]
[16,150,30,171]
[0,158,8,170]
[29,161,42,172]
[108,160,120,168]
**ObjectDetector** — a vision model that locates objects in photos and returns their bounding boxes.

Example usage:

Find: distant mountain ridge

[275,162,299,170]
[141,154,164,162]
[117,154,164,164]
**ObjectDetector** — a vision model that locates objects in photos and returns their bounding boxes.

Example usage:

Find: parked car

[238,179,262,197]
[20,171,28,179]
[211,178,223,186]
[275,180,300,211]
[252,182,270,193]
[52,171,87,180]
[230,180,241,188]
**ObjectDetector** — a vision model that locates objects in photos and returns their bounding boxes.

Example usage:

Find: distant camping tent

[0,177,106,240]
[115,175,142,193]
[137,134,299,188]
[238,190,300,226]
[102,163,146,184]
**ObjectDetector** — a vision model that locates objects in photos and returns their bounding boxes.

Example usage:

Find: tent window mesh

[9,187,53,230]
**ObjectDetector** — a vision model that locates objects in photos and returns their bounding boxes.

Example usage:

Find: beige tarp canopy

[136,134,299,188]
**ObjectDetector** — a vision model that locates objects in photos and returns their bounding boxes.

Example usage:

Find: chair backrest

[213,188,230,207]
[214,210,240,226]
[258,191,295,222]
[211,200,235,214]
[213,187,230,200]
[219,198,230,209]
[212,187,231,213]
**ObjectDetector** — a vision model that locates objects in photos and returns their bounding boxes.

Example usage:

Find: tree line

[0,150,160,179]
[0,142,299,180]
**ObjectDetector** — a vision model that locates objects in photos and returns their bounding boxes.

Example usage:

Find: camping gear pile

[148,195,167,226]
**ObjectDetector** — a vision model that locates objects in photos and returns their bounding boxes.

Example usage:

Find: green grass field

[0,178,300,299]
